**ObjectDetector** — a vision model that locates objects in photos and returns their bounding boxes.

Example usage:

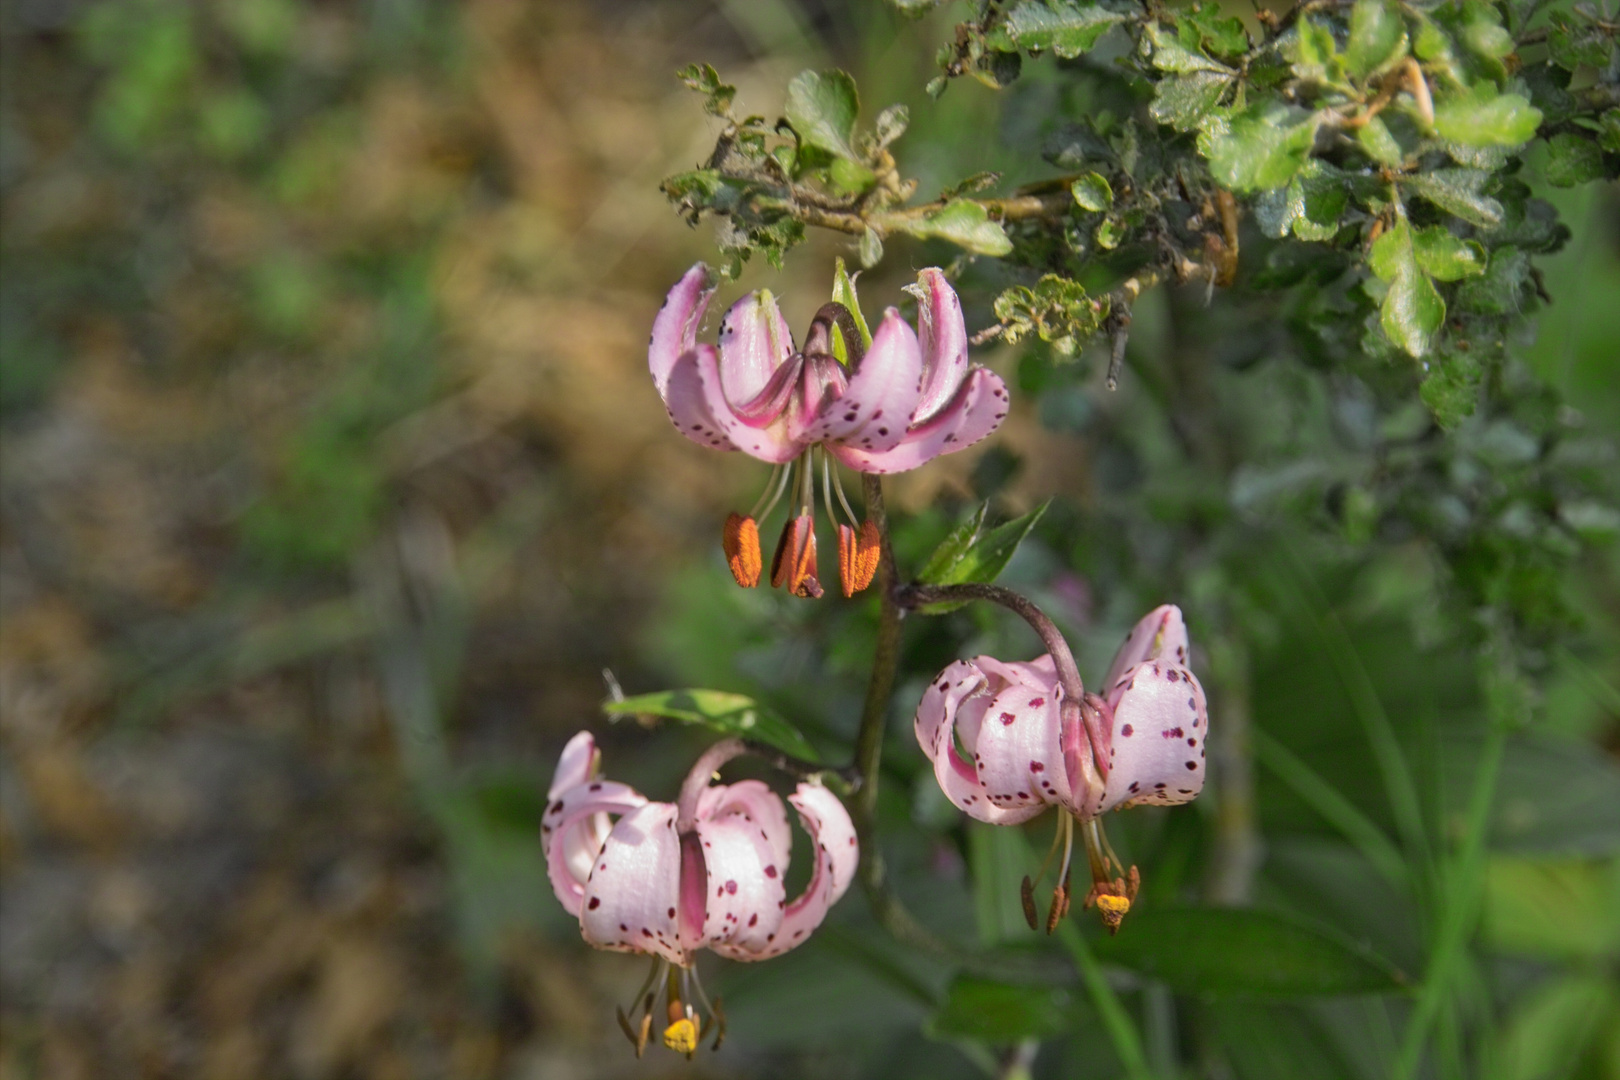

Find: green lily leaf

[604,689,819,762]
[1095,907,1409,997]
[830,257,872,360]
[785,69,863,162]
[916,500,1049,612]
[930,976,1076,1041]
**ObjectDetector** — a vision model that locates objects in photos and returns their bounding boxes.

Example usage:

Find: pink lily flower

[649,263,1009,598]
[913,605,1208,931]
[542,731,858,1056]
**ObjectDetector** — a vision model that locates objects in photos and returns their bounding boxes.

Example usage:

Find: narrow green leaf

[1070,171,1113,211]
[830,257,872,354]
[1345,0,1407,77]
[988,0,1126,58]
[917,502,990,582]
[603,689,819,762]
[1411,226,1487,280]
[1095,907,1410,997]
[1432,86,1543,147]
[916,500,1050,611]
[896,199,1013,256]
[1201,106,1319,192]
[784,69,862,161]
[930,976,1076,1041]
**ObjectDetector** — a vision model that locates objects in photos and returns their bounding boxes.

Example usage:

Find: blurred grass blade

[1254,729,1408,890]
[1095,907,1410,998]
[603,688,819,762]
[929,975,1076,1041]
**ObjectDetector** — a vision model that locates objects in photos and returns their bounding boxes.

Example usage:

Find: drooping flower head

[650,262,1009,598]
[914,605,1208,931]
[543,732,858,1056]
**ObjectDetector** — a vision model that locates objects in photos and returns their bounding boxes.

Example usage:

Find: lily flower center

[722,304,881,603]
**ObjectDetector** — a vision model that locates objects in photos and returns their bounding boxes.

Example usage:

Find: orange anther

[770,514,823,599]
[837,519,881,597]
[722,513,762,588]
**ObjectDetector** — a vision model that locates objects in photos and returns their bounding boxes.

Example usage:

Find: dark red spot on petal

[1000,711,1017,725]
[1029,697,1045,708]
[1030,761,1045,772]
[588,898,600,910]
[1121,724,1134,737]
[725,880,738,894]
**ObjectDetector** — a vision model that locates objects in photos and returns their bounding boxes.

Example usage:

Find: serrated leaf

[1070,171,1113,211]
[1432,86,1543,147]
[1095,907,1409,998]
[1145,22,1233,74]
[603,689,819,762]
[988,0,1126,58]
[872,103,909,150]
[1370,220,1445,357]
[930,976,1076,1040]
[1345,0,1408,77]
[1178,1,1250,59]
[785,69,863,161]
[1357,115,1405,164]
[897,199,1013,256]
[1411,225,1487,280]
[1151,70,1232,132]
[677,62,736,117]
[1543,131,1604,187]
[1201,106,1319,192]
[1547,12,1615,71]
[1419,349,1482,427]
[916,500,1049,610]
[1401,169,1503,228]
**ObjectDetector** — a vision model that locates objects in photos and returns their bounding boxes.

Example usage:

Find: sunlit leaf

[895,199,1013,256]
[988,0,1126,58]
[916,500,1050,611]
[785,69,863,161]
[604,689,819,761]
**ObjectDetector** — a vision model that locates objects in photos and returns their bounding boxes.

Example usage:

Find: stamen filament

[752,461,794,522]
[833,463,860,527]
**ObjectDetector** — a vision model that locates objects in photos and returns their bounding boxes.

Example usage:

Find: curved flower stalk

[542,732,858,1056]
[913,604,1208,932]
[650,262,1009,598]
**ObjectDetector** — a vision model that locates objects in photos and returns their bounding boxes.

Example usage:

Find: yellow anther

[663,1017,698,1055]
[1095,893,1131,933]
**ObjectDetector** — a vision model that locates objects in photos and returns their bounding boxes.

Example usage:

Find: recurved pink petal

[695,814,786,960]
[663,346,739,451]
[696,779,793,868]
[718,290,795,405]
[547,731,597,802]
[968,679,1073,813]
[829,366,1010,475]
[908,269,971,421]
[1102,605,1190,705]
[544,782,649,918]
[578,801,689,966]
[1098,662,1208,813]
[692,344,805,463]
[745,785,858,959]
[915,659,1047,825]
[650,264,716,394]
[803,307,923,457]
